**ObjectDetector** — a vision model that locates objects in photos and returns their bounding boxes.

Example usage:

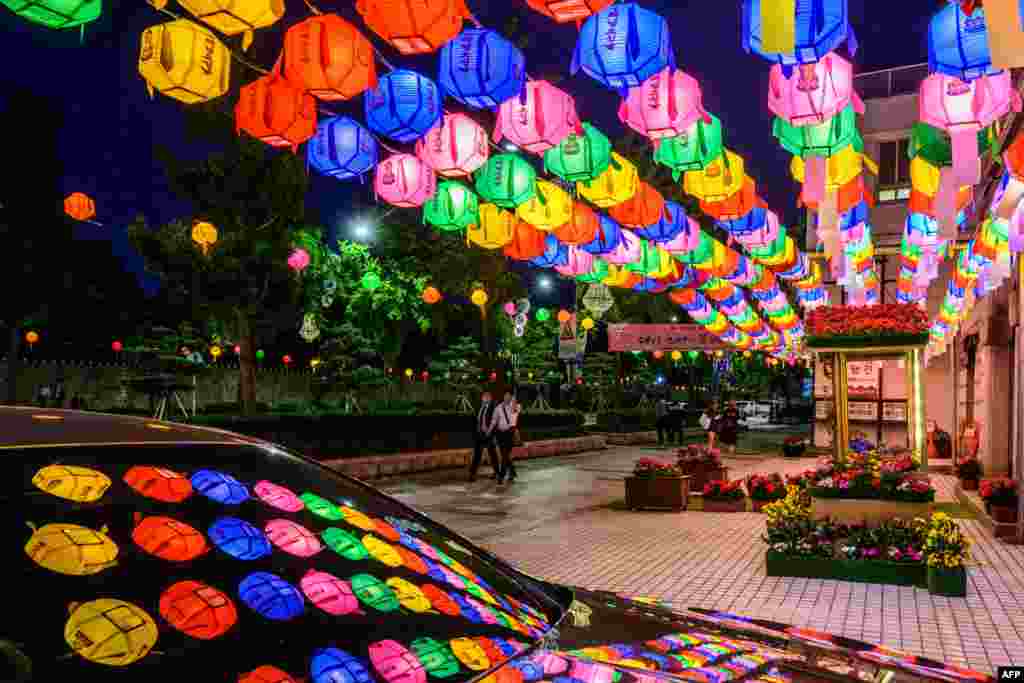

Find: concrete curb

[323,434,608,481]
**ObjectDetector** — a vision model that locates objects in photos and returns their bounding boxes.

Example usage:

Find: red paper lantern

[526,0,614,23]
[283,15,377,101]
[283,355,293,366]
[608,182,666,228]
[553,203,599,245]
[111,340,123,353]
[64,192,96,222]
[699,178,759,221]
[356,0,471,55]
[236,70,317,152]
[503,220,548,260]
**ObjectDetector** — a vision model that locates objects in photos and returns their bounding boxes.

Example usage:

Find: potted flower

[676,445,727,491]
[980,478,1019,527]
[625,458,689,512]
[702,480,746,513]
[956,458,982,491]
[747,473,786,512]
[782,436,807,458]
[921,512,971,597]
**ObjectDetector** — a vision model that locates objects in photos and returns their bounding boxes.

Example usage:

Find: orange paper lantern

[608,182,665,228]
[283,15,377,101]
[557,309,571,323]
[668,288,697,307]
[699,178,758,221]
[356,0,471,55]
[64,192,96,221]
[908,187,972,216]
[235,67,316,152]
[800,175,874,212]
[553,203,600,245]
[526,0,614,23]
[422,286,442,304]
[503,220,548,260]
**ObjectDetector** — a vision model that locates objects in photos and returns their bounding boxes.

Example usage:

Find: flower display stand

[703,499,747,513]
[810,497,934,524]
[765,553,926,587]
[624,476,690,512]
[926,567,967,597]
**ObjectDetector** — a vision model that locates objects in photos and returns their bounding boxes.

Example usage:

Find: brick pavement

[379,446,1024,673]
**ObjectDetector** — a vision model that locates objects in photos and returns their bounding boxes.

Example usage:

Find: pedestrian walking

[469,391,499,482]
[718,400,741,454]
[701,401,720,449]
[655,397,670,446]
[491,391,522,484]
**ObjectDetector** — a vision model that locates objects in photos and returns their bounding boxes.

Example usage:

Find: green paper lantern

[575,259,610,284]
[908,122,994,168]
[773,104,861,159]
[256,350,266,361]
[674,231,714,265]
[475,154,537,208]
[688,350,700,360]
[654,114,724,179]
[361,272,382,291]
[543,123,612,183]
[625,241,662,275]
[2,0,101,29]
[535,307,551,322]
[424,181,479,232]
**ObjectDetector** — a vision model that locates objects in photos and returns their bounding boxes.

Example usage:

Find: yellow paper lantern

[790,146,878,191]
[577,152,639,208]
[191,221,218,252]
[671,350,682,361]
[155,0,284,48]
[470,288,488,306]
[602,263,631,287]
[908,156,970,197]
[24,330,39,346]
[210,345,222,360]
[405,368,414,378]
[651,247,675,278]
[683,149,745,203]
[581,317,595,331]
[138,20,232,104]
[516,181,573,231]
[468,204,515,249]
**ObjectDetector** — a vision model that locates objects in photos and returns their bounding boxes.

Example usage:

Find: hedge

[189,411,585,459]
[597,410,658,433]
[765,552,926,587]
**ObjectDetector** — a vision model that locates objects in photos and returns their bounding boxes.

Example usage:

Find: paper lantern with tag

[504,219,548,260]
[282,15,375,101]
[701,177,758,221]
[375,154,437,208]
[139,20,231,104]
[469,205,516,249]
[619,68,706,140]
[609,182,665,228]
[439,28,527,109]
[768,51,860,125]
[544,123,613,183]
[365,69,443,143]
[927,2,998,82]
[356,0,470,55]
[604,229,643,266]
[572,3,674,90]
[476,154,537,208]
[661,215,702,254]
[683,150,745,203]
[577,153,638,208]
[424,181,479,232]
[170,0,283,41]
[307,116,379,181]
[531,235,570,267]
[635,201,687,243]
[909,121,994,169]
[493,80,579,155]
[742,0,855,66]
[554,203,600,245]
[235,68,316,152]
[6,0,101,28]
[791,145,874,195]
[416,113,489,178]
[526,0,614,23]
[774,103,860,158]
[516,180,573,231]
[654,114,723,177]
[580,214,624,255]
[555,247,595,277]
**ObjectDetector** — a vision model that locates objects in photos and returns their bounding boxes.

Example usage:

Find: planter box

[703,498,747,513]
[990,504,1018,524]
[765,552,926,587]
[811,496,933,524]
[624,476,690,512]
[927,566,967,597]
[680,465,729,492]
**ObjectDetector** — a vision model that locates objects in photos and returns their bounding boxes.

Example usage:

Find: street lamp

[537,276,553,291]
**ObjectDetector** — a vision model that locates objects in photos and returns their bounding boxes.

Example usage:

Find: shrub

[980,478,1018,506]
[747,473,786,501]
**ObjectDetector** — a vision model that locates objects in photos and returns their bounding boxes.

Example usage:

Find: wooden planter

[702,498,747,513]
[680,464,729,492]
[811,496,933,524]
[960,478,979,491]
[990,503,1018,523]
[766,552,926,587]
[624,476,690,512]
[927,566,967,597]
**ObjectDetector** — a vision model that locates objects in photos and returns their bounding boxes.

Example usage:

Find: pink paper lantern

[604,229,643,265]
[301,569,360,615]
[369,640,426,683]
[415,113,489,177]
[264,519,322,558]
[253,480,305,513]
[288,248,311,272]
[919,71,1019,186]
[554,246,595,276]
[660,216,701,254]
[375,154,438,208]
[733,210,781,248]
[493,80,580,155]
[768,52,863,126]
[619,68,707,140]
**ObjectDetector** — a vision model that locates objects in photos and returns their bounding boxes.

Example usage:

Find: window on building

[876,138,911,203]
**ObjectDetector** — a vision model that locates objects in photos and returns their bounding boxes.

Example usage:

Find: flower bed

[806,304,929,349]
[747,473,786,512]
[702,480,746,512]
[677,445,727,491]
[807,448,933,522]
[625,458,689,511]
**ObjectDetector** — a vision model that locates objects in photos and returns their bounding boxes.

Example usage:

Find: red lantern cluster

[235,71,317,151]
[609,182,666,228]
[553,204,599,245]
[283,15,377,101]
[356,0,471,55]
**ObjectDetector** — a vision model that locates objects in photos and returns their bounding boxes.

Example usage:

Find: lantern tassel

[950,127,981,186]
[935,168,959,241]
[241,30,254,51]
[804,155,826,203]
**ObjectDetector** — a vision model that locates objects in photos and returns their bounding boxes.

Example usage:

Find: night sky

[0,1,933,296]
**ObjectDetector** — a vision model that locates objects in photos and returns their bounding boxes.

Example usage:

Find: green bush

[597,409,657,433]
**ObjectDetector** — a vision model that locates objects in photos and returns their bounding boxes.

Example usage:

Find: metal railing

[854,63,929,100]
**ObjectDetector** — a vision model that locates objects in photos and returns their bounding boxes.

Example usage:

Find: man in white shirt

[469,392,499,482]
[490,391,522,484]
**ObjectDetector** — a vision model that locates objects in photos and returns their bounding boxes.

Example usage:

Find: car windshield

[5,442,567,681]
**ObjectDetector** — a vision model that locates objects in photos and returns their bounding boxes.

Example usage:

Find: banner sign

[607,324,728,352]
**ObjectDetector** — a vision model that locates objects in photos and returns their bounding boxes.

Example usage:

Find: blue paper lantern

[191,469,249,505]
[635,201,686,243]
[633,278,668,293]
[239,572,305,621]
[840,201,870,230]
[571,3,674,90]
[927,3,998,82]
[511,660,545,682]
[531,235,570,267]
[208,517,272,560]
[580,215,624,255]
[307,116,379,181]
[439,28,527,109]
[365,69,442,143]
[422,559,448,584]
[492,638,518,658]
[718,206,768,237]
[452,594,483,623]
[312,648,374,683]
[742,0,855,67]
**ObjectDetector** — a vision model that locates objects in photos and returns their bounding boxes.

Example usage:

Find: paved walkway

[379,446,1024,674]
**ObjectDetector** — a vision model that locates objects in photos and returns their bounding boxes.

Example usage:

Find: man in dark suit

[469,391,499,482]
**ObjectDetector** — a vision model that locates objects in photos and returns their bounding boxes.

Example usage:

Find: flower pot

[624,475,689,512]
[927,566,967,597]
[960,478,979,491]
[782,444,806,458]
[702,498,746,513]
